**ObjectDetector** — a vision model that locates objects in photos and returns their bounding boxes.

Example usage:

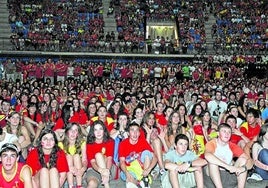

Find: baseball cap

[0,143,19,155]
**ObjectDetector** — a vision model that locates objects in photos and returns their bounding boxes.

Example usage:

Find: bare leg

[143,153,151,170]
[33,171,41,188]
[95,153,110,188]
[74,154,83,186]
[25,122,36,137]
[234,157,248,188]
[207,163,223,188]
[87,177,98,188]
[49,168,60,188]
[194,167,203,188]
[67,154,75,188]
[151,138,165,169]
[39,168,51,188]
[243,142,253,157]
[33,124,45,146]
[168,170,180,188]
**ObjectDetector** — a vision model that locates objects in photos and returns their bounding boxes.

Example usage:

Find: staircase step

[102,0,117,35]
[203,11,217,52]
[0,0,12,43]
[0,39,12,48]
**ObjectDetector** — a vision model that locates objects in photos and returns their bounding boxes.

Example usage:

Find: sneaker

[126,182,138,188]
[159,168,166,175]
[150,169,159,180]
[247,173,263,183]
[139,176,150,188]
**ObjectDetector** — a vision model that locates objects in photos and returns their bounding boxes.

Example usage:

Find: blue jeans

[255,148,268,180]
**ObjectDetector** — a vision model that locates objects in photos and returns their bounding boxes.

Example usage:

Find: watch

[187,161,192,167]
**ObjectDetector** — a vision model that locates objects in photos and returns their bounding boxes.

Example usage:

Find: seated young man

[118,122,158,187]
[162,134,207,188]
[204,123,253,188]
[239,108,261,156]
[0,143,33,187]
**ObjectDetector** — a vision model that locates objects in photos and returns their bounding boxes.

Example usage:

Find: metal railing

[0,37,266,57]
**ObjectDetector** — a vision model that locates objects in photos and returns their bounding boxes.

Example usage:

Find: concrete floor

[102,178,268,188]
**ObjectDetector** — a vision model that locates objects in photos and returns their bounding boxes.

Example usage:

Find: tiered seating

[114,0,145,53]
[212,0,267,54]
[145,0,179,21]
[8,0,104,51]
[177,1,207,54]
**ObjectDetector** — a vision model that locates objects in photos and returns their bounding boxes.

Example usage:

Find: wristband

[242,165,247,171]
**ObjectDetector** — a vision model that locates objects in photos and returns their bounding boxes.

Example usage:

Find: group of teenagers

[0,74,268,188]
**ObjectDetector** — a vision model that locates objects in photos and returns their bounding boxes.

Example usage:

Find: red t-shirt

[192,71,200,81]
[121,68,127,79]
[28,64,36,77]
[154,113,167,127]
[96,66,103,77]
[35,65,43,79]
[126,68,133,78]
[86,139,114,167]
[74,66,82,77]
[240,122,261,141]
[230,134,242,145]
[70,110,88,125]
[50,110,62,123]
[119,137,153,159]
[247,91,258,102]
[26,148,69,176]
[24,112,42,123]
[55,63,67,76]
[43,63,55,77]
[15,104,27,115]
[52,118,65,131]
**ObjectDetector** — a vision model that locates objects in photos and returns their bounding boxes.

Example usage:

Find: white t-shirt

[208,100,228,121]
[214,140,233,165]
[154,67,162,78]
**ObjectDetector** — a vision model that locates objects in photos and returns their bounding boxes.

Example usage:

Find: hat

[0,143,19,155]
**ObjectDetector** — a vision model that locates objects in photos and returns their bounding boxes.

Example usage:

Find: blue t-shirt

[163,149,198,164]
[261,108,268,122]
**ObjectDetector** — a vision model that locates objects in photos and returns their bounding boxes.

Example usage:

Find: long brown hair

[62,123,85,155]
[6,111,23,137]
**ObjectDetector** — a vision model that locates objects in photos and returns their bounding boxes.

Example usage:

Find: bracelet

[187,161,192,167]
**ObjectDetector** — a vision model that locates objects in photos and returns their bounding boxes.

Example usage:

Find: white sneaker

[150,169,159,180]
[247,173,263,182]
[159,168,166,175]
[126,182,138,188]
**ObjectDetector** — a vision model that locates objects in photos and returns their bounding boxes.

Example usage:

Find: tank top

[0,162,27,188]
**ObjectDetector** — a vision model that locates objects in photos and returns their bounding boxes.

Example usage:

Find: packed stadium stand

[0,1,268,188]
[0,0,266,55]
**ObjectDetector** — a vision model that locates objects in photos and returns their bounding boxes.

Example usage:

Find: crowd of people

[212,0,267,55]
[8,0,104,51]
[0,56,268,188]
[6,0,268,54]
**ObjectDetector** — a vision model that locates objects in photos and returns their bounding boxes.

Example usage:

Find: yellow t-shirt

[58,140,86,155]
